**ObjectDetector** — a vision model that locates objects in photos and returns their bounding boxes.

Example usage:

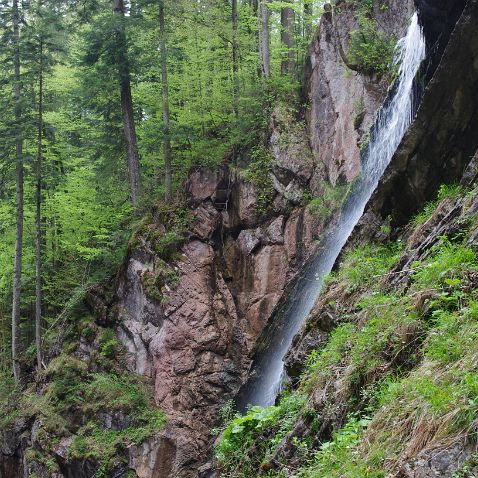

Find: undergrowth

[216,187,478,478]
[348,1,397,76]
[0,323,166,476]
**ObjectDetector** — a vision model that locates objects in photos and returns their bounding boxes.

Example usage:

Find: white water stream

[237,13,426,409]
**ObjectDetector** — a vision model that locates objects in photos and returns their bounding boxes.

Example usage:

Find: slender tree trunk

[304,1,313,39]
[259,0,270,78]
[232,0,239,118]
[113,0,141,205]
[35,40,43,372]
[251,0,258,15]
[159,0,172,201]
[281,3,295,74]
[11,0,23,383]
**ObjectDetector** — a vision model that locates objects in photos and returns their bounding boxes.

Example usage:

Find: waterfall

[237,13,426,410]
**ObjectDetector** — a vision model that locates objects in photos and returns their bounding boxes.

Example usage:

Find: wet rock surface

[363,0,478,229]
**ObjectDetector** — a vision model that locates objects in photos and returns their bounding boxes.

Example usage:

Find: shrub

[216,392,305,474]
[99,328,119,359]
[242,145,275,213]
[347,13,397,76]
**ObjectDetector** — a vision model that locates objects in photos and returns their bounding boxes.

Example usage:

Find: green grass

[296,415,383,478]
[411,183,464,226]
[336,242,403,293]
[296,236,478,476]
[216,188,478,478]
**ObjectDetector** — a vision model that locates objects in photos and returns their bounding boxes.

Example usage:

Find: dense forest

[2,0,478,477]
[0,0,326,376]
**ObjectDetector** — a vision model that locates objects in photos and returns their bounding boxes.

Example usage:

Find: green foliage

[437,183,463,200]
[0,0,322,375]
[337,242,403,293]
[99,329,120,360]
[347,6,397,76]
[216,392,305,476]
[293,199,478,477]
[215,188,478,478]
[0,321,166,475]
[242,145,275,213]
[307,183,350,220]
[296,415,376,478]
[0,373,20,430]
[411,200,438,226]
[304,322,355,384]
[411,183,464,226]
[412,239,476,289]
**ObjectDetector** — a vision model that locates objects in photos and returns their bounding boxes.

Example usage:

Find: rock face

[111,2,447,476]
[119,167,325,477]
[305,0,413,190]
[361,0,478,229]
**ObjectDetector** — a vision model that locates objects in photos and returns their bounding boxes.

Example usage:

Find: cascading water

[237,12,426,410]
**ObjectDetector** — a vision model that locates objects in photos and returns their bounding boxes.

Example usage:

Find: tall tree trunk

[281,3,295,74]
[159,0,172,201]
[250,0,258,15]
[11,0,23,383]
[232,0,239,117]
[259,0,270,78]
[35,40,43,372]
[113,0,141,205]
[304,1,313,39]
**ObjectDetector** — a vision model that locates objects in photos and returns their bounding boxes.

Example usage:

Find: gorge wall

[114,2,415,476]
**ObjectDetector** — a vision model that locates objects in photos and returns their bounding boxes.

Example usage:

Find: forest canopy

[0,0,325,378]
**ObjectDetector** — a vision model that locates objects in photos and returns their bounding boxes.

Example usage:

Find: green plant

[411,184,463,226]
[412,239,476,289]
[437,183,463,201]
[411,200,437,226]
[338,242,403,293]
[242,145,275,213]
[308,184,350,220]
[99,329,119,360]
[296,414,374,478]
[216,392,305,475]
[347,9,397,76]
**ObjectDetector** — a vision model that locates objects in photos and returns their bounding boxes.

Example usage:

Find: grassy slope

[215,184,478,477]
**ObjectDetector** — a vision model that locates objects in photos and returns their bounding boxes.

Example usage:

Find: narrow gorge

[2,0,478,477]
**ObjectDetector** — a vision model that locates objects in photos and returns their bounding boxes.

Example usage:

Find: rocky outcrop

[305,0,413,189]
[112,2,413,470]
[362,0,478,229]
[116,164,324,477]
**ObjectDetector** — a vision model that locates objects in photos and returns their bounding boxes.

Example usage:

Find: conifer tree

[159,0,172,201]
[11,0,23,383]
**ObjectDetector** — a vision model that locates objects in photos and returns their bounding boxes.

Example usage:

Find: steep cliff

[215,1,478,477]
[110,2,415,476]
